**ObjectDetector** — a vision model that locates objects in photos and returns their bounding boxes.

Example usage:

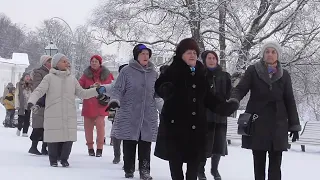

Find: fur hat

[52,53,67,68]
[201,50,219,65]
[133,44,152,60]
[260,41,282,60]
[90,55,103,65]
[175,38,200,59]
[39,55,52,66]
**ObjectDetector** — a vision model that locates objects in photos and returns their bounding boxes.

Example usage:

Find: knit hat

[39,55,52,66]
[90,55,102,65]
[260,41,282,60]
[118,63,128,73]
[175,38,200,59]
[133,44,152,60]
[201,50,218,65]
[52,53,67,68]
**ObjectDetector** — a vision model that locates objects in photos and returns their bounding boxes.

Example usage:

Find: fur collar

[50,68,71,77]
[128,59,155,73]
[83,66,111,81]
[254,59,283,86]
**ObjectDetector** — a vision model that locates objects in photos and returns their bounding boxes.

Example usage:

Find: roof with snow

[0,53,29,66]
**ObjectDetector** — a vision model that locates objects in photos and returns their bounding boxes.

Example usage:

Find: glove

[27,103,34,111]
[289,131,299,142]
[105,101,120,112]
[31,105,40,114]
[90,82,100,88]
[160,82,174,100]
[224,99,239,116]
[96,94,110,106]
[96,86,106,95]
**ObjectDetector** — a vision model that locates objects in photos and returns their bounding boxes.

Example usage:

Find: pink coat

[79,66,114,118]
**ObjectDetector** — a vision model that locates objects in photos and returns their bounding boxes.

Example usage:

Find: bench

[226,117,241,144]
[294,121,320,152]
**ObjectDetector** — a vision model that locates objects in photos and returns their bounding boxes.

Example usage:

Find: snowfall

[0,105,319,180]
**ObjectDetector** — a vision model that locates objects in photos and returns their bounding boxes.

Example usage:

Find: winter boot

[88,149,95,156]
[198,161,207,180]
[28,141,42,155]
[60,160,70,167]
[96,149,102,157]
[211,154,222,180]
[22,133,28,137]
[113,156,121,164]
[125,172,134,178]
[139,160,152,180]
[16,129,21,136]
[50,161,58,167]
[41,143,48,155]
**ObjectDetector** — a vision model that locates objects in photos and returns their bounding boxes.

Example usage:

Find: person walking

[230,41,301,180]
[27,53,106,167]
[197,50,232,180]
[79,55,114,157]
[28,55,52,155]
[106,44,159,180]
[15,72,32,137]
[154,38,238,180]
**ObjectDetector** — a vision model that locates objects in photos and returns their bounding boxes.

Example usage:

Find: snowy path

[0,125,319,179]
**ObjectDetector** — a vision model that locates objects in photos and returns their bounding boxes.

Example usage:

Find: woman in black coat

[230,41,301,180]
[154,38,239,180]
[198,50,232,180]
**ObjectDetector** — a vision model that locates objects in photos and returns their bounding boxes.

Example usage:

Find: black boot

[125,172,134,178]
[60,160,70,167]
[88,149,95,156]
[113,156,120,164]
[50,161,58,167]
[139,160,153,180]
[211,154,222,180]
[41,142,48,155]
[96,149,102,157]
[28,141,42,155]
[198,161,207,180]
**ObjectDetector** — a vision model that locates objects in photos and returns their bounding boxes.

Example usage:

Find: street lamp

[45,42,58,56]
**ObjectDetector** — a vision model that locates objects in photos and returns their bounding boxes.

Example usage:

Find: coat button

[192,84,196,88]
[191,72,195,76]
[192,112,196,115]
[192,125,196,129]
[171,120,174,123]
[193,98,196,102]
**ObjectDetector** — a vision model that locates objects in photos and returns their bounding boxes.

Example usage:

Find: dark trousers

[17,110,31,133]
[112,137,122,158]
[30,128,44,141]
[123,138,151,174]
[4,109,15,126]
[252,150,282,180]
[169,160,200,180]
[198,154,221,174]
[47,142,73,163]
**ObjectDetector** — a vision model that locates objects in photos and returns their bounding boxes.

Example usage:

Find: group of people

[1,37,301,180]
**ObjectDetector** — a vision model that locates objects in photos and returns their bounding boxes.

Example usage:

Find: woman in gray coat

[107,44,158,180]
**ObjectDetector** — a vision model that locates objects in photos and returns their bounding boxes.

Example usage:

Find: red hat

[90,55,102,64]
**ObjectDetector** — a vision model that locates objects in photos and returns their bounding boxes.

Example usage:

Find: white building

[0,53,29,95]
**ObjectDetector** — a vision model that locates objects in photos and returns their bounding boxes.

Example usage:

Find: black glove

[105,101,120,112]
[289,131,299,142]
[96,86,106,95]
[159,82,174,100]
[97,94,110,106]
[224,99,239,116]
[27,103,34,111]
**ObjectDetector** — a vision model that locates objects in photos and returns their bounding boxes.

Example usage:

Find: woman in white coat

[27,53,106,167]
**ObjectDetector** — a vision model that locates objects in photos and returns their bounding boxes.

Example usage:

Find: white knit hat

[39,55,52,66]
[52,53,67,67]
[260,41,282,60]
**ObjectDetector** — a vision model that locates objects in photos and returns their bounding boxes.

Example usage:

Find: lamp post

[45,42,58,56]
[49,17,76,74]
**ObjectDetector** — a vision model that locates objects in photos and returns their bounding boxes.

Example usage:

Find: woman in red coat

[79,55,114,157]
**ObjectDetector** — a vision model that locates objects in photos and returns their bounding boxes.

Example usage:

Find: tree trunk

[186,0,204,51]
[218,0,227,70]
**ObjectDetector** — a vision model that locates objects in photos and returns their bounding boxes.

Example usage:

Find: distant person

[27,53,107,167]
[3,87,16,128]
[1,82,14,105]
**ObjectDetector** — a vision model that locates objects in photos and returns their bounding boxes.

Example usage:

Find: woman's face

[264,47,278,64]
[138,49,150,66]
[90,58,100,70]
[205,53,218,68]
[56,57,69,71]
[24,75,31,82]
[182,50,197,67]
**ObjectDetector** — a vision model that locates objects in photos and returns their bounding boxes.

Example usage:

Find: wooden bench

[226,117,241,144]
[293,121,320,152]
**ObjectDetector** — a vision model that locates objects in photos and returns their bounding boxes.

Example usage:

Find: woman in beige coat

[27,53,107,167]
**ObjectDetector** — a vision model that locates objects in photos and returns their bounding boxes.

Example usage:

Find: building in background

[0,53,29,94]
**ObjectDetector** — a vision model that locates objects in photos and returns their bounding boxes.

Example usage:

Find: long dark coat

[231,59,301,151]
[154,58,231,163]
[205,66,231,157]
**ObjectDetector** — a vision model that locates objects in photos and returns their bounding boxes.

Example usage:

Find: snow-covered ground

[0,105,319,180]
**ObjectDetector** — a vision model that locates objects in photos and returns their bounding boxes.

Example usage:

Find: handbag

[107,109,116,122]
[237,112,259,136]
